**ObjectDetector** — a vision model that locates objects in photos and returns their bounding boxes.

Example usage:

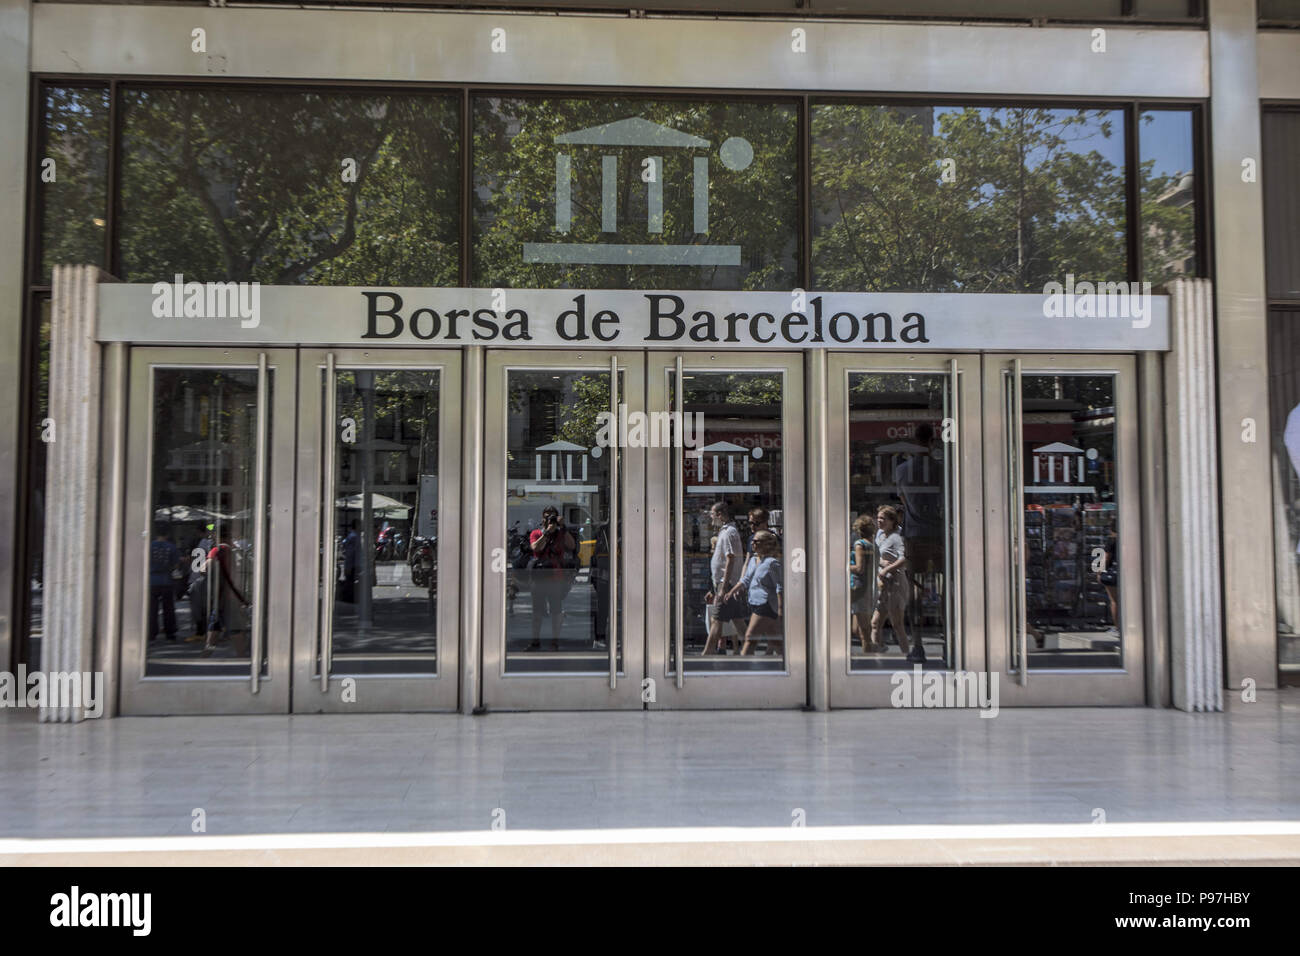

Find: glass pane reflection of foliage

[812,105,1127,292]
[119,88,460,286]
[39,87,110,284]
[1139,110,1197,286]
[474,96,798,291]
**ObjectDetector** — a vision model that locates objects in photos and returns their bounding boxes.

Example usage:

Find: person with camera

[528,505,576,651]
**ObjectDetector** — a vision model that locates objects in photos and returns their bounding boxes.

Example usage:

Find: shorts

[875,572,908,615]
[749,601,779,620]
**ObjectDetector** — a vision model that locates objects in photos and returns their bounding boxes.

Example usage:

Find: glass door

[825,353,985,708]
[481,350,645,709]
[119,348,296,715]
[292,350,462,712]
[983,354,1144,705]
[645,352,806,709]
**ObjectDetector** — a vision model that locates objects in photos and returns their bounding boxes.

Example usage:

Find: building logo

[524,439,599,494]
[525,116,752,267]
[685,440,762,494]
[1030,441,1097,486]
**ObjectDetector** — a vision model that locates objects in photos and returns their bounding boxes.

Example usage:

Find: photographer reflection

[729,530,784,656]
[528,505,576,651]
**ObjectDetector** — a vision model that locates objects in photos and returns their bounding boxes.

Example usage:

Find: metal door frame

[982,352,1145,706]
[481,349,646,710]
[645,351,806,710]
[292,348,462,713]
[119,347,296,716]
[825,352,986,708]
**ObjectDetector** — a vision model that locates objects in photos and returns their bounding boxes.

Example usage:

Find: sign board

[98,283,1170,351]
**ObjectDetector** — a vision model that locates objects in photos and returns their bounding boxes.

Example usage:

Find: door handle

[250,353,269,692]
[320,353,337,693]
[1009,359,1028,686]
[609,356,618,690]
[674,355,685,690]
[947,359,962,672]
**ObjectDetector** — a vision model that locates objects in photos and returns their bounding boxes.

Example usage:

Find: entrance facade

[114,336,1150,714]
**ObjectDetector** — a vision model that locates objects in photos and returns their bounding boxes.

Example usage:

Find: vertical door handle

[947,359,962,672]
[674,356,685,690]
[250,353,269,692]
[1010,359,1028,686]
[608,356,619,690]
[320,353,337,693]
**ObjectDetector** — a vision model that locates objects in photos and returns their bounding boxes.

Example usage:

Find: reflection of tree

[119,89,459,285]
[39,87,110,281]
[474,97,797,290]
[335,371,438,493]
[812,105,1126,292]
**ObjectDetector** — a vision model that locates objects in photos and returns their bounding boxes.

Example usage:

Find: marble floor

[1,691,1298,843]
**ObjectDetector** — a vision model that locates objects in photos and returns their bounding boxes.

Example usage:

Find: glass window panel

[846,372,952,672]
[1140,109,1199,285]
[37,86,110,284]
[1260,0,1300,22]
[1263,111,1300,300]
[24,300,51,671]
[503,369,622,674]
[1017,373,1121,670]
[118,88,460,286]
[1269,310,1300,673]
[146,368,268,677]
[473,95,797,290]
[670,371,786,673]
[325,369,440,675]
[812,104,1127,292]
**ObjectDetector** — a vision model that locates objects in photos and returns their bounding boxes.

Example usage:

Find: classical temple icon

[523,116,752,268]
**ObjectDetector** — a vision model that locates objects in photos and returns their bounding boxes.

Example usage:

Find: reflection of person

[185,525,214,640]
[148,530,180,642]
[895,423,943,595]
[746,507,781,567]
[849,514,881,654]
[340,521,359,604]
[202,530,251,658]
[731,531,784,656]
[1097,529,1119,634]
[702,502,745,655]
[1287,404,1300,554]
[591,522,611,650]
[872,506,921,662]
[529,505,575,651]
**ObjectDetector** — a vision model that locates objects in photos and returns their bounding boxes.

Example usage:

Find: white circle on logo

[590,446,603,458]
[720,136,754,171]
[752,447,763,459]
[1085,448,1099,460]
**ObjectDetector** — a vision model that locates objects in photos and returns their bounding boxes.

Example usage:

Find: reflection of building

[1146,170,1196,278]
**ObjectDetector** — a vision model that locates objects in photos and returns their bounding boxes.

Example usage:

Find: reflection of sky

[1139,109,1195,178]
[932,106,1126,169]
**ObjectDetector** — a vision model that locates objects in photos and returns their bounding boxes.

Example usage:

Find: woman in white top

[872,505,923,663]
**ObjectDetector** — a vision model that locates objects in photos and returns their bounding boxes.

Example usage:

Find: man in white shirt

[702,501,744,655]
